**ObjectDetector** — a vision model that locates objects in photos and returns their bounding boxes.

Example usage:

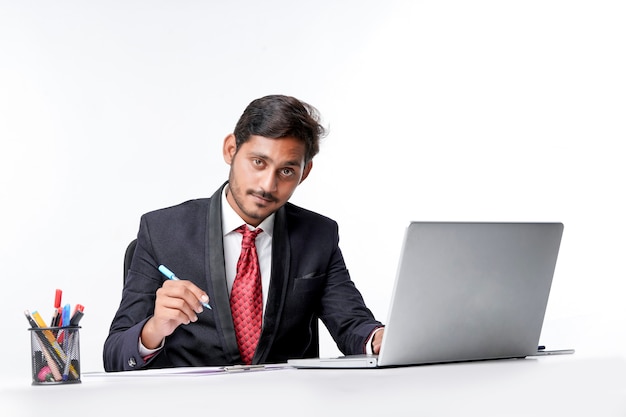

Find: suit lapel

[206,182,241,363]
[254,205,290,363]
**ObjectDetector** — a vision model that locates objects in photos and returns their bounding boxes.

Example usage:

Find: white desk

[1,355,625,416]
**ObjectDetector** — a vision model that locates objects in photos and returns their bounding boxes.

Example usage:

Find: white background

[1,0,624,380]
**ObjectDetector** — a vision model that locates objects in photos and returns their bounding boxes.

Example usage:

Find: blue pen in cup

[158,265,212,310]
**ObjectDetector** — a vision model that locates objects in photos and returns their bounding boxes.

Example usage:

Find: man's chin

[241,206,272,224]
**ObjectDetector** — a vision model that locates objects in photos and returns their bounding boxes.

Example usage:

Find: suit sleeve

[317,224,383,355]
[102,215,164,371]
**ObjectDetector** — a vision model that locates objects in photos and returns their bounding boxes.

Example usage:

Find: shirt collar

[221,184,275,237]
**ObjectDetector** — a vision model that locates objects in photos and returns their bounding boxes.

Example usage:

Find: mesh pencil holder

[29,326,81,385]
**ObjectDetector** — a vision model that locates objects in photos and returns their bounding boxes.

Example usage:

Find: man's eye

[281,168,295,177]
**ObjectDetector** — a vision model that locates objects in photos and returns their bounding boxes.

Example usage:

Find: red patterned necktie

[230,225,263,365]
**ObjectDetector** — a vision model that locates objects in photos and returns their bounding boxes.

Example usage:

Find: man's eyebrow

[282,159,302,167]
[248,151,302,168]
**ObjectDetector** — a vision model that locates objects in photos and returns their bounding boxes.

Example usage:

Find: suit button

[128,357,137,367]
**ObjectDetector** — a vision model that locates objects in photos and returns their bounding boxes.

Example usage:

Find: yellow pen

[30,310,64,350]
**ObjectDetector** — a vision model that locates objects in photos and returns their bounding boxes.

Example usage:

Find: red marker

[70,304,85,326]
[51,289,63,327]
[71,304,84,317]
[54,289,62,309]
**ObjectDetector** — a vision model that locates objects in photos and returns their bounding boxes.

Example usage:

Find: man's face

[223,134,312,227]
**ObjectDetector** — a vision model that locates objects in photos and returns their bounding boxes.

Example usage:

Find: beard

[227,173,280,225]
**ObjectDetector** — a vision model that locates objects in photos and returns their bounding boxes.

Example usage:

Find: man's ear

[299,161,313,184]
[223,134,237,164]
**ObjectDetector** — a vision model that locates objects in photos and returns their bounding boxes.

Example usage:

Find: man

[103,95,384,371]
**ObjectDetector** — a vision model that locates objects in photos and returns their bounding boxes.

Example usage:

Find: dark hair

[233,95,327,163]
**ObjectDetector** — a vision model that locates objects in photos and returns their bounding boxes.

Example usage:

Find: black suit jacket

[103,183,382,371]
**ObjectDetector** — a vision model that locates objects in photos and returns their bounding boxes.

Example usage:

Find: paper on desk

[83,363,293,378]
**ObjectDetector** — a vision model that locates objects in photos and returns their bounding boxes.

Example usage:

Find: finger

[163,279,209,314]
[192,289,210,310]
[155,285,200,323]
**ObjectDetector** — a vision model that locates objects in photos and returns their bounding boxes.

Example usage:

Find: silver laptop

[288,222,572,369]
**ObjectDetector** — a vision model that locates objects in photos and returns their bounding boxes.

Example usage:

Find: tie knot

[237,225,262,249]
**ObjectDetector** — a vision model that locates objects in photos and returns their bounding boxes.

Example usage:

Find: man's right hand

[140,279,209,349]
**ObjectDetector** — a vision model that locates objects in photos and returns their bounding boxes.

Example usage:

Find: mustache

[248,189,278,203]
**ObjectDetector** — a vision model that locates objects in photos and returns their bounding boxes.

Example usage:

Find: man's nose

[259,170,278,193]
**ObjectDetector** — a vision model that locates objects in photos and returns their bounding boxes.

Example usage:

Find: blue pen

[62,304,71,327]
[158,264,212,310]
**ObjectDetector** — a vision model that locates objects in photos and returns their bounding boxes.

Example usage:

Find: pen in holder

[28,326,81,385]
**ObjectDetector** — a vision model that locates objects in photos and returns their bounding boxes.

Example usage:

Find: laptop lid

[289,222,564,368]
[377,221,563,366]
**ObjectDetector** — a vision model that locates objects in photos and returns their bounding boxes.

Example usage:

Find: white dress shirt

[221,186,273,317]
